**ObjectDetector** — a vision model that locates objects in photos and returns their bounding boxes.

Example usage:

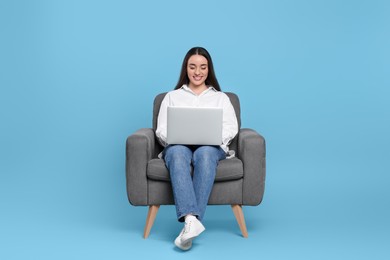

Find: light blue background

[1,0,389,259]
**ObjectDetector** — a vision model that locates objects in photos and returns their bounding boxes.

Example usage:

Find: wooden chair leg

[143,205,160,239]
[231,205,248,238]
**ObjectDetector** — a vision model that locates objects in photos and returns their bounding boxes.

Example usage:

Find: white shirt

[156,85,239,154]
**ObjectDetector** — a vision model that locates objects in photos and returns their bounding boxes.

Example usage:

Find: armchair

[126,92,266,238]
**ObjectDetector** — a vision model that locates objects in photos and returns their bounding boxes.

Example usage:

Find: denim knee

[164,145,192,164]
[192,146,225,165]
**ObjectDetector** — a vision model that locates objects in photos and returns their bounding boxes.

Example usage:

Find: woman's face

[187,54,208,89]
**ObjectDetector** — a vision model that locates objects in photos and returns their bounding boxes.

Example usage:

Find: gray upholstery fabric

[147,178,244,205]
[147,157,244,182]
[126,128,155,206]
[126,92,266,207]
[239,128,266,205]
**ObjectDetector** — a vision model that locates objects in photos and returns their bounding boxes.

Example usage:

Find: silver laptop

[167,106,223,145]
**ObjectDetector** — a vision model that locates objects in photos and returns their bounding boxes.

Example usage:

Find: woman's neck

[189,84,208,95]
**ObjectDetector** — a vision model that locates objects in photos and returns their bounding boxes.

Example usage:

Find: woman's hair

[174,47,221,91]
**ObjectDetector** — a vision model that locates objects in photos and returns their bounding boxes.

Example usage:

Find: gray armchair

[126,92,266,238]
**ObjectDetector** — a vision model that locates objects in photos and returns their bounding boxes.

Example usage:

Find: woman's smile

[187,54,209,90]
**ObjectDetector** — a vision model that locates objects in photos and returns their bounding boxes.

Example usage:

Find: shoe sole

[174,237,192,251]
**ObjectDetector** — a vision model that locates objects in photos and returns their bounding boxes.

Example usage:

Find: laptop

[167,106,223,145]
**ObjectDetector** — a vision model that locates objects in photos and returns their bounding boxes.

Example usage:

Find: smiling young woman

[187,55,209,94]
[174,47,221,92]
[156,47,238,251]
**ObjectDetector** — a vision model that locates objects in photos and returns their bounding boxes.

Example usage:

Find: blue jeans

[163,145,226,222]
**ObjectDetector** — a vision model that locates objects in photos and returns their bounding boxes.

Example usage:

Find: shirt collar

[181,84,217,93]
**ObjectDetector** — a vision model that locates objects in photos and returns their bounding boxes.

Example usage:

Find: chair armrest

[238,128,266,206]
[126,128,156,206]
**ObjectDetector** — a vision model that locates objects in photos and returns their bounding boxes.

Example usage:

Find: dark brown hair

[174,47,221,91]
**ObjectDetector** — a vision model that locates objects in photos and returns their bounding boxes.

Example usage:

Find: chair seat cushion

[147,158,244,182]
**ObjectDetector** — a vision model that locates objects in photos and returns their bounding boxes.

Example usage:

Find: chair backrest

[152,92,241,152]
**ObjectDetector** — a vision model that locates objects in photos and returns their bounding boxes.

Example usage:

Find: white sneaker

[174,217,205,250]
[174,228,192,250]
[179,216,206,244]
